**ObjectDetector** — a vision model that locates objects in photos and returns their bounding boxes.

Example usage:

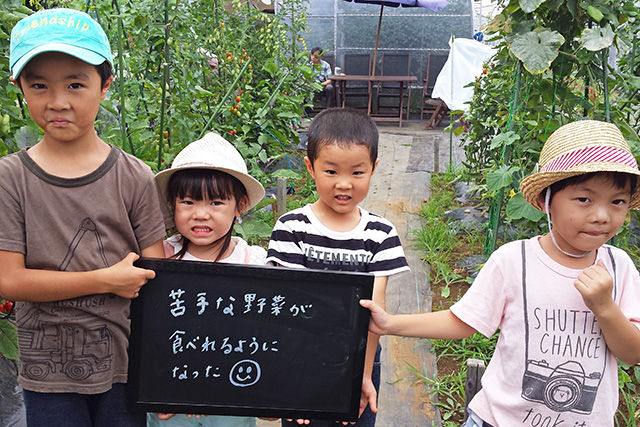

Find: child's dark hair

[167,169,248,262]
[548,171,638,203]
[96,61,113,88]
[306,107,378,167]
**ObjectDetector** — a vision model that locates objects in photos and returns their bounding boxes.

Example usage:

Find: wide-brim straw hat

[156,132,265,210]
[520,120,640,211]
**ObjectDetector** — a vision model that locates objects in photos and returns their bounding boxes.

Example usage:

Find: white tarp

[431,38,497,111]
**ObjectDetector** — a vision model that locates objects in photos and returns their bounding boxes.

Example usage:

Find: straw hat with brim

[520,120,640,211]
[155,133,265,210]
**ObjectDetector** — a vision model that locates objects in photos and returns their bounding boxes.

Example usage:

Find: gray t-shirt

[0,146,167,394]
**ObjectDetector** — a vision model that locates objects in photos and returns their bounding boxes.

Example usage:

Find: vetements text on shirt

[304,247,372,267]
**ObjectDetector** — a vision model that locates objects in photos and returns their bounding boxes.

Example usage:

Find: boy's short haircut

[10,8,113,80]
[310,47,323,57]
[306,107,378,167]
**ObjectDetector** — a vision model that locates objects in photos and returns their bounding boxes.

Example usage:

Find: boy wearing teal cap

[1,8,169,426]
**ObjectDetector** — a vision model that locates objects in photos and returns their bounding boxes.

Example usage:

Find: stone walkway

[362,121,466,427]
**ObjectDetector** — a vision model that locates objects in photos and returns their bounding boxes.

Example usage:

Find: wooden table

[330,74,417,127]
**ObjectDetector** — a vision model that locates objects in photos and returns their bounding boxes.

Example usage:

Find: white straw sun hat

[520,120,640,211]
[155,132,265,210]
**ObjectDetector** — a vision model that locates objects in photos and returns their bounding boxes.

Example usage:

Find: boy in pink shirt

[361,120,640,426]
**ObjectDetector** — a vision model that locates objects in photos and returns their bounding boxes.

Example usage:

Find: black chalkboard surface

[128,258,374,421]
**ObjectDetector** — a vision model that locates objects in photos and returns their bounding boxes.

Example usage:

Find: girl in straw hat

[361,120,640,426]
[149,132,273,427]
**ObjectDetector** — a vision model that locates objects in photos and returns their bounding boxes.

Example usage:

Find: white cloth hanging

[431,38,496,111]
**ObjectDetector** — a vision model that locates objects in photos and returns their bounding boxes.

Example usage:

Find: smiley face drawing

[229,359,261,387]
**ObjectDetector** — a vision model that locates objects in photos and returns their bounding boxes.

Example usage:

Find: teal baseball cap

[10,8,113,79]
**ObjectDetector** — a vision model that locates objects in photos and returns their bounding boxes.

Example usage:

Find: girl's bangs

[166,169,246,262]
[169,169,236,202]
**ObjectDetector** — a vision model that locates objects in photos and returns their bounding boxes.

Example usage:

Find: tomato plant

[0,298,18,361]
[1,0,316,185]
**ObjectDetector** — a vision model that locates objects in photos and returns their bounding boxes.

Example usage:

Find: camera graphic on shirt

[522,359,600,414]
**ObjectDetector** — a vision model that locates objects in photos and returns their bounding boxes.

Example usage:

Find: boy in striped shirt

[267,108,410,427]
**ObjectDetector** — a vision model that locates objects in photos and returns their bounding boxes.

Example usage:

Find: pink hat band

[541,145,638,173]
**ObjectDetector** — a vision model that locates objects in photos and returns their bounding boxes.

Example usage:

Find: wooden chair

[421,53,449,129]
[341,53,372,108]
[322,54,335,72]
[375,53,411,119]
[424,99,450,130]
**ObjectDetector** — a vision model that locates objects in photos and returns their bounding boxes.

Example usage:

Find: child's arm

[575,260,640,365]
[142,239,166,259]
[0,239,163,302]
[359,299,477,340]
[358,276,388,417]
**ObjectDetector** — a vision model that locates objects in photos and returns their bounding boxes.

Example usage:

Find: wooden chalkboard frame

[128,258,374,421]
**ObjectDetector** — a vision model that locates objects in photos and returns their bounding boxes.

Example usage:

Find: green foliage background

[461,0,640,243]
[0,0,317,358]
[1,0,316,178]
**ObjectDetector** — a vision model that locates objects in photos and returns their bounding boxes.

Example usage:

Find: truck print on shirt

[19,217,113,382]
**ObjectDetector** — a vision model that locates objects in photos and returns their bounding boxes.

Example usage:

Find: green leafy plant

[413,167,477,298]
[463,0,640,254]
[432,332,498,366]
[408,168,488,423]
[1,0,317,176]
[409,361,465,426]
[617,362,640,426]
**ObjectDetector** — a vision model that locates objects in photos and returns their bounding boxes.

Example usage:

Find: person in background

[361,120,640,426]
[309,47,335,109]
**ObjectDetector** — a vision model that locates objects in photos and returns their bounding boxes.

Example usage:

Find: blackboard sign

[128,258,374,421]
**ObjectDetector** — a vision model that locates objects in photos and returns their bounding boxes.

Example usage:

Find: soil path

[361,122,465,427]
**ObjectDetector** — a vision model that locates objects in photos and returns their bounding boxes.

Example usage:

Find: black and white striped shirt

[267,205,410,277]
